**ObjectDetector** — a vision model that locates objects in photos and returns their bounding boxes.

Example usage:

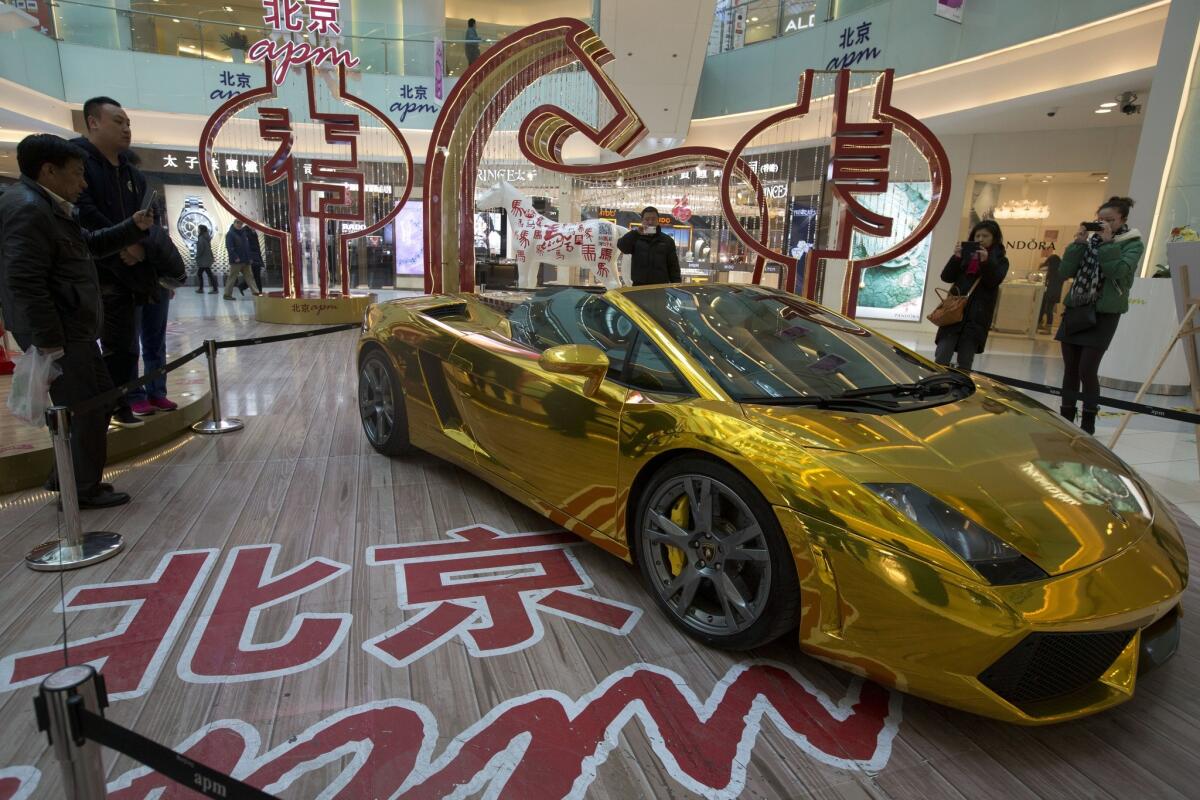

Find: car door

[450,289,636,530]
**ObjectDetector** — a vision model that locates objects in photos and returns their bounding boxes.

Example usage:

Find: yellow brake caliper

[666,495,690,577]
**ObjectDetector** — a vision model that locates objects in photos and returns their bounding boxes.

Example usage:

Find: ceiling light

[239,26,246,30]
[223,5,233,10]
[172,18,180,23]
[1040,179,1049,183]
[1095,108,1112,114]
[998,176,1007,181]
[750,16,759,22]
[1099,102,1118,108]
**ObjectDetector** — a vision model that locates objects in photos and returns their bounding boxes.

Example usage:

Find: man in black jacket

[0,135,153,508]
[72,96,152,428]
[617,206,681,286]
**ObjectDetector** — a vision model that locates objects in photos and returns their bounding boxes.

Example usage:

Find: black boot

[1060,405,1077,423]
[1080,409,1098,435]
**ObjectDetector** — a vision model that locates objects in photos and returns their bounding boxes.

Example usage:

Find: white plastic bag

[6,348,62,426]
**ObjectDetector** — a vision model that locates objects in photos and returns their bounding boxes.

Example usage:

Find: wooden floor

[0,294,1198,799]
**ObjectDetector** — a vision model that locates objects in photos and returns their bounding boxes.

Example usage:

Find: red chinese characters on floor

[0,525,902,798]
[365,525,642,667]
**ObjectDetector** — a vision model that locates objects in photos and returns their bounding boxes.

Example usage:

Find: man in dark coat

[0,134,153,507]
[72,96,154,428]
[224,220,261,299]
[236,224,266,296]
[617,206,682,286]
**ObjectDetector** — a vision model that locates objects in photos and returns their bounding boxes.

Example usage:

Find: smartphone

[960,240,979,253]
[140,189,158,212]
[1082,222,1104,232]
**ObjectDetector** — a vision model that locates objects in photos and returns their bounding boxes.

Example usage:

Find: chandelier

[993,199,1051,220]
[993,175,1051,220]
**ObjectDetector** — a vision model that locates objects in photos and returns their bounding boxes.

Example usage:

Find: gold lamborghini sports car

[357,283,1187,723]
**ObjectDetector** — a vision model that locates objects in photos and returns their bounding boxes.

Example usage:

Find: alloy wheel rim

[359,359,395,445]
[640,474,771,636]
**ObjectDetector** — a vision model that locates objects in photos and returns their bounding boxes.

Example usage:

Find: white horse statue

[476,181,628,290]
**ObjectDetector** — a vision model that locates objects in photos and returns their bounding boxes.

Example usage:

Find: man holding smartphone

[72,96,154,428]
[617,206,682,286]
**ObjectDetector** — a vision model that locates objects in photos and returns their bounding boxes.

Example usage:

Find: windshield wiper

[746,395,900,411]
[835,372,974,400]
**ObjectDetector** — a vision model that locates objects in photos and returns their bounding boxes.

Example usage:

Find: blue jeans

[129,288,170,402]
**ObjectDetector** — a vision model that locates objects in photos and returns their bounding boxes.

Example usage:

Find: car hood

[743,386,1152,575]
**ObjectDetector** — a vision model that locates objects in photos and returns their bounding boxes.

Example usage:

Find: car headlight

[865,483,1049,586]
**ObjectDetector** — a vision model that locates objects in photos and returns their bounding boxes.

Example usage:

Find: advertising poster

[786,202,818,292]
[394,200,425,276]
[852,182,933,322]
[163,184,259,276]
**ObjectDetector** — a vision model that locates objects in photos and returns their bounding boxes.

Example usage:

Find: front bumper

[779,507,1186,724]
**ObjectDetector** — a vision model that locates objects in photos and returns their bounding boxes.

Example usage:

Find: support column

[1126,0,1200,274]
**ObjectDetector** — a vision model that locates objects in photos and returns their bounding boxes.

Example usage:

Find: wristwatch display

[176,196,215,258]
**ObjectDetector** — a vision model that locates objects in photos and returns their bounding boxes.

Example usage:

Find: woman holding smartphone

[934,219,1009,371]
[1056,196,1142,434]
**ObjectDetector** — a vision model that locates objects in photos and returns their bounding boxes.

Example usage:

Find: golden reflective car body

[358,284,1187,724]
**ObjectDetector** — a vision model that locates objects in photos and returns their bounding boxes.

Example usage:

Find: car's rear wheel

[358,349,413,456]
[634,457,801,650]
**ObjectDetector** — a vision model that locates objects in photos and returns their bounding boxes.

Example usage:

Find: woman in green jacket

[1056,196,1143,434]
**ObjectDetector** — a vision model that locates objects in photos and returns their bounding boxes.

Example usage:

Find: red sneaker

[150,396,179,411]
[130,400,157,416]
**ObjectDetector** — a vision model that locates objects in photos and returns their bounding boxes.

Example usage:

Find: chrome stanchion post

[25,407,124,571]
[192,338,243,434]
[35,665,107,800]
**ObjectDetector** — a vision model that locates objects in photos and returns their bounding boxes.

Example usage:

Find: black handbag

[1061,303,1097,336]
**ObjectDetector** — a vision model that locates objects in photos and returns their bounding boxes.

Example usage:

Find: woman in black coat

[194,225,217,293]
[933,219,1009,372]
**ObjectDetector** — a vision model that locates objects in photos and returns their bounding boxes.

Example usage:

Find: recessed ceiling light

[223,5,233,11]
[172,18,180,23]
[1095,108,1112,114]
[1041,179,1049,183]
[239,26,246,30]
[1100,102,1118,108]
[750,16,759,22]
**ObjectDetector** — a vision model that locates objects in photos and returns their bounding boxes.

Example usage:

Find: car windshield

[625,284,951,403]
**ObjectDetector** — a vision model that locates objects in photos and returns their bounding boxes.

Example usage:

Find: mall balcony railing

[6,0,532,78]
[708,0,887,55]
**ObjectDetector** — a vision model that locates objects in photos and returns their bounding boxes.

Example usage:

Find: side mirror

[539,344,609,397]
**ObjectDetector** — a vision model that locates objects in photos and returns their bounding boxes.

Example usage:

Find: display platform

[253,291,377,325]
[0,367,211,494]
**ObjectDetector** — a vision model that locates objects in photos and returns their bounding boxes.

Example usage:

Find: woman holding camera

[934,220,1009,372]
[1056,196,1142,434]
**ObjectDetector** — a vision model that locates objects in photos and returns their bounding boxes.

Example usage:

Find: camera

[1082,222,1104,232]
[1046,108,1057,118]
[1118,91,1141,116]
[960,240,980,255]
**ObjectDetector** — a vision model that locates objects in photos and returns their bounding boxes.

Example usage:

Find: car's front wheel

[358,349,413,456]
[634,457,801,650]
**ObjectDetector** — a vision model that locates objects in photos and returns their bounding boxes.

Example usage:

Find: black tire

[358,348,413,456]
[633,456,801,650]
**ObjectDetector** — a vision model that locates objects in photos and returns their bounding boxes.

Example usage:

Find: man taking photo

[0,134,154,508]
[617,206,682,286]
